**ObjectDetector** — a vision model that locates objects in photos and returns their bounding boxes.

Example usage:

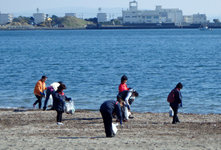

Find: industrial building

[33,13,46,24]
[0,12,13,24]
[122,1,207,25]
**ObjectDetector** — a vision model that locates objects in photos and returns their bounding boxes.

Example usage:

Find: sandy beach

[0,109,220,150]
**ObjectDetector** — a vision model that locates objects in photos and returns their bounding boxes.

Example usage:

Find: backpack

[167,89,175,103]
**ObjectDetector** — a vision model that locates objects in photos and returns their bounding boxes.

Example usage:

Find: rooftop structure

[65,13,77,17]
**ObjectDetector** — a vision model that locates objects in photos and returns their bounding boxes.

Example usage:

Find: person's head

[132,91,139,97]
[57,83,66,92]
[121,75,128,83]
[58,81,63,84]
[41,76,47,82]
[176,82,183,90]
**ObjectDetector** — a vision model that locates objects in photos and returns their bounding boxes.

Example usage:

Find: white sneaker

[57,122,63,125]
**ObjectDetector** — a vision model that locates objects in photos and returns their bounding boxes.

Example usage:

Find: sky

[0,0,220,21]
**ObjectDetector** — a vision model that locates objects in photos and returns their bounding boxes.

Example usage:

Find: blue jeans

[43,88,54,109]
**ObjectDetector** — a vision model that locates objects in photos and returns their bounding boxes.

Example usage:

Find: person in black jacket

[52,83,71,125]
[100,99,124,137]
[170,82,183,124]
[117,89,139,121]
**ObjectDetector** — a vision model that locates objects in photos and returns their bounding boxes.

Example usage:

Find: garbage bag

[112,123,118,135]
[65,100,75,114]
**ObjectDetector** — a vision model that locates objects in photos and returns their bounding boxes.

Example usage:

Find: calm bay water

[0,29,220,114]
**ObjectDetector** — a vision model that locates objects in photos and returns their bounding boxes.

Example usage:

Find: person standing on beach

[169,82,183,124]
[100,99,124,137]
[52,83,71,125]
[43,81,62,111]
[33,76,47,109]
[119,75,130,93]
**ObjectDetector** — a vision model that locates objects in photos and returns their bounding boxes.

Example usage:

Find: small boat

[199,26,212,31]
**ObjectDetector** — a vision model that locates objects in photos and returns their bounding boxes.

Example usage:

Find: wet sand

[0,109,220,150]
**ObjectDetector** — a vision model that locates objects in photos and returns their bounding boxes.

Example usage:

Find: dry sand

[0,109,220,150]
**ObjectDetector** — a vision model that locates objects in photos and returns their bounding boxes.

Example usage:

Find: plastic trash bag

[169,107,174,117]
[112,123,118,135]
[47,95,53,108]
[124,106,131,120]
[65,100,75,114]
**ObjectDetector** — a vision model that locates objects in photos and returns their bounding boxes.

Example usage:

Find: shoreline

[0,107,220,115]
[0,109,220,149]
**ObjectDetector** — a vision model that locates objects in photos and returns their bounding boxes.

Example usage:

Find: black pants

[100,110,113,137]
[56,111,63,122]
[34,95,42,109]
[171,106,179,123]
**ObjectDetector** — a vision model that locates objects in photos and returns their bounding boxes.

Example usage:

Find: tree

[84,18,97,24]
[213,19,220,23]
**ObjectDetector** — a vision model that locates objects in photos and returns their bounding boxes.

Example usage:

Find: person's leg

[100,110,113,137]
[43,89,51,110]
[34,95,41,108]
[38,97,42,109]
[57,111,62,122]
[171,106,178,124]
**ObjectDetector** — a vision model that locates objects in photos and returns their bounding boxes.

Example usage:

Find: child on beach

[52,83,71,125]
[43,81,63,111]
[33,76,47,109]
[118,75,130,93]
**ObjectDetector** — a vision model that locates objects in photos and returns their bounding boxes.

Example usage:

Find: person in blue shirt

[100,99,124,137]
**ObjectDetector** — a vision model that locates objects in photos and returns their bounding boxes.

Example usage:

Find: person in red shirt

[118,75,129,93]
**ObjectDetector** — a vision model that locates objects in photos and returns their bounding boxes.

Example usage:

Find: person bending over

[117,89,139,121]
[100,99,124,137]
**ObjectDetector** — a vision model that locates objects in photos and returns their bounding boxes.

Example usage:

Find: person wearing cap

[117,89,139,121]
[33,76,47,109]
[43,81,63,111]
[100,99,124,137]
[119,75,129,93]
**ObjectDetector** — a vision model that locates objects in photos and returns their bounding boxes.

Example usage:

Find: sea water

[0,29,220,114]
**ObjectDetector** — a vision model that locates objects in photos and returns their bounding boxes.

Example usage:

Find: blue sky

[0,0,220,21]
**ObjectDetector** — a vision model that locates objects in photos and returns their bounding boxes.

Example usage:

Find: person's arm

[125,92,132,109]
[115,104,123,125]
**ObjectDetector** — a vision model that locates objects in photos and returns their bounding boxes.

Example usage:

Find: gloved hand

[66,97,72,101]
[40,92,45,97]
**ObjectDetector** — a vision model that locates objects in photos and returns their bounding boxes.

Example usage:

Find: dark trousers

[100,110,113,137]
[34,95,42,109]
[56,111,63,122]
[43,89,54,110]
[171,106,179,123]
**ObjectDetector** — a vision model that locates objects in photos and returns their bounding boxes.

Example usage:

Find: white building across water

[122,1,207,25]
[65,13,77,17]
[0,12,13,24]
[33,13,46,24]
